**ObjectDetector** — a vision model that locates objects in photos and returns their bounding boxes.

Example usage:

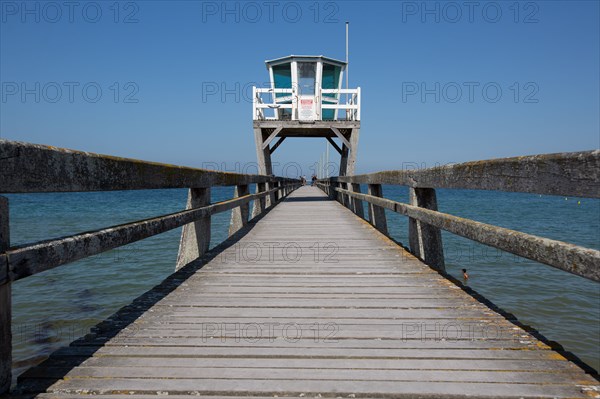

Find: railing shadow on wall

[0,139,301,393]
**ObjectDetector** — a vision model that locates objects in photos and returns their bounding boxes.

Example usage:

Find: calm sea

[6,186,600,379]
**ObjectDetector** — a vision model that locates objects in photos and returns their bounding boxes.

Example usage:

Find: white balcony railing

[253,87,361,121]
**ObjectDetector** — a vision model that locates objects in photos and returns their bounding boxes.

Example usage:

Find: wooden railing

[0,139,300,393]
[317,151,600,283]
[253,87,361,121]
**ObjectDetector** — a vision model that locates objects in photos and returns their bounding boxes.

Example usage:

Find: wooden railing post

[367,184,388,235]
[176,188,211,270]
[333,182,340,201]
[264,181,273,209]
[338,183,347,207]
[271,181,278,202]
[344,183,352,208]
[350,183,365,218]
[252,182,267,218]
[0,196,11,394]
[229,184,250,236]
[408,187,445,271]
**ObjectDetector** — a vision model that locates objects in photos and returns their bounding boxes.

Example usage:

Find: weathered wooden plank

[335,187,600,282]
[127,309,502,320]
[102,331,527,343]
[31,396,352,399]
[0,139,297,193]
[33,396,309,399]
[154,297,475,307]
[33,377,598,398]
[333,150,600,198]
[52,337,543,351]
[23,367,591,384]
[154,286,447,294]
[158,292,460,299]
[43,354,581,372]
[37,346,562,360]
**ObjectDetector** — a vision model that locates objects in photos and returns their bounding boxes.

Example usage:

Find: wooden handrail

[0,140,295,193]
[317,150,600,282]
[330,185,600,282]
[331,151,600,198]
[1,187,286,284]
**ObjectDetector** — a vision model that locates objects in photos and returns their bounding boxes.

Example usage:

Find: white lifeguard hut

[252,55,361,176]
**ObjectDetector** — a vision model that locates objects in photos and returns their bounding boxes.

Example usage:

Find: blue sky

[1,0,599,176]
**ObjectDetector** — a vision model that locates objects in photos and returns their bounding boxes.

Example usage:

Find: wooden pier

[1,140,599,398]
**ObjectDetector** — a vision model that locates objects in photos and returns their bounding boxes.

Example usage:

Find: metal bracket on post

[176,188,211,270]
[0,196,11,394]
[408,187,445,272]
[367,184,388,235]
[229,185,250,236]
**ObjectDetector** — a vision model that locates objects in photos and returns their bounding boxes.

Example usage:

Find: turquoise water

[5,186,600,379]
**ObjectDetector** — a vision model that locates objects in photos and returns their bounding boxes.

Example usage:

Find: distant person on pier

[311,174,317,186]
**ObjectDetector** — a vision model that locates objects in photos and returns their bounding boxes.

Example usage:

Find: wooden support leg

[0,196,11,394]
[350,183,365,218]
[254,128,273,175]
[252,183,267,219]
[176,188,211,270]
[345,128,360,176]
[367,184,388,235]
[338,128,360,177]
[229,185,250,236]
[339,145,349,176]
[409,187,445,272]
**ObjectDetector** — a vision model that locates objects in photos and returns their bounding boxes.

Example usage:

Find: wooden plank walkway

[16,186,599,398]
